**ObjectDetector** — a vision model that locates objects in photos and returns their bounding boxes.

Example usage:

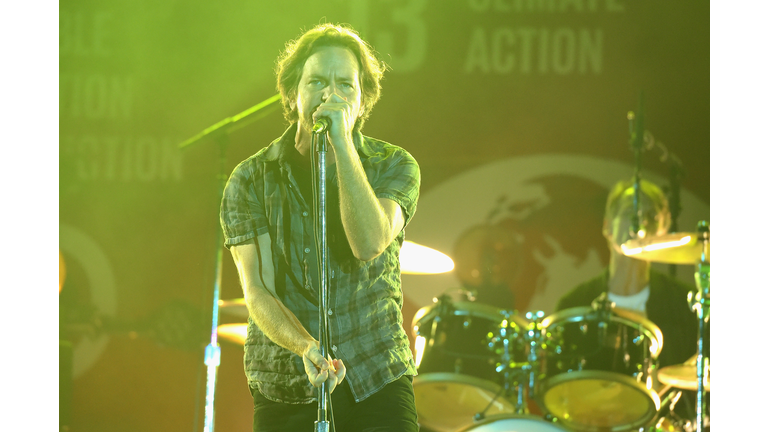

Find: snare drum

[538,305,664,432]
[457,413,570,432]
[412,298,529,432]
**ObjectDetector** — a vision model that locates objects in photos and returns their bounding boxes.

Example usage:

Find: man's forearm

[334,145,394,261]
[245,285,316,357]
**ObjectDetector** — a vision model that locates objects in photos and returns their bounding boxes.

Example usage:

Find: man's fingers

[312,93,353,130]
[303,355,328,387]
[303,345,333,388]
[312,370,329,387]
[304,345,330,371]
[334,359,346,383]
[325,370,340,393]
[323,359,346,394]
[312,104,347,123]
[301,343,347,391]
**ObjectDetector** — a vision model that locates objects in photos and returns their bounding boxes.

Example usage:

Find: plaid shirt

[220,124,420,403]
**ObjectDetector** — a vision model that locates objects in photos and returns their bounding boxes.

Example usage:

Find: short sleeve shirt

[219,124,421,403]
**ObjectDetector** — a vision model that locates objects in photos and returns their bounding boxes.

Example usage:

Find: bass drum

[538,305,664,432]
[457,414,570,432]
[412,298,529,432]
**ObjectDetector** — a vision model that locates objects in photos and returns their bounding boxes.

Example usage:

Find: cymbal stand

[689,221,710,432]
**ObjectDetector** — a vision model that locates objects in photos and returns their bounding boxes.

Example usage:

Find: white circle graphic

[60,224,118,378]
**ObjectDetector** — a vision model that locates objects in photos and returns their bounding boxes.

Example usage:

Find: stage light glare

[414,336,426,367]
[400,241,454,274]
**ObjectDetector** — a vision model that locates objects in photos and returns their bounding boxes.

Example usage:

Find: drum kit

[411,223,710,432]
[214,225,710,432]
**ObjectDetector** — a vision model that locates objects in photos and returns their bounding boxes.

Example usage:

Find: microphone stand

[643,133,687,278]
[311,126,333,432]
[178,93,281,432]
[628,91,646,237]
[665,152,685,277]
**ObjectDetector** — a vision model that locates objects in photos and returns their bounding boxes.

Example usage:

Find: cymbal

[657,357,710,392]
[401,240,454,274]
[217,323,247,345]
[218,298,249,318]
[621,232,710,264]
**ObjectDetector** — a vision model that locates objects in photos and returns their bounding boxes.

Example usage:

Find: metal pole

[177,94,282,432]
[628,91,645,238]
[313,129,331,432]
[202,135,229,432]
[693,221,710,432]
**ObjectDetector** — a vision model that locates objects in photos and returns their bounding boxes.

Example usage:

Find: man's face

[292,46,363,133]
[603,195,670,253]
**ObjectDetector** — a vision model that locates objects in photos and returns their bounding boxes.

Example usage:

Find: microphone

[312,118,330,134]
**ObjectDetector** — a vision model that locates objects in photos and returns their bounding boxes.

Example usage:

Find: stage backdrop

[59,1,709,431]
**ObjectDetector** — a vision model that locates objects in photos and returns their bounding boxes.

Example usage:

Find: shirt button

[332,345,337,352]
[328,309,333,316]
[304,247,310,253]
[302,211,309,217]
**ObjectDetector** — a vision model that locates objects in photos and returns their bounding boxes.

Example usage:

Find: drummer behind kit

[410,222,710,432]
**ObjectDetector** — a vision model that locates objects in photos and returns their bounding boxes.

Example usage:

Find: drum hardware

[521,310,546,402]
[471,380,511,424]
[429,295,452,352]
[649,386,696,432]
[482,310,548,419]
[482,310,526,418]
[590,293,616,353]
[621,221,710,432]
[690,222,710,432]
[657,355,710,393]
[537,302,663,432]
[411,297,529,432]
[465,311,567,432]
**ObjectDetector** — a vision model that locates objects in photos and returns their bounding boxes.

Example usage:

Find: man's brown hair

[275,23,387,131]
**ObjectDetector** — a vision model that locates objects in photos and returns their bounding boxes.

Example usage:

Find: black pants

[251,375,419,432]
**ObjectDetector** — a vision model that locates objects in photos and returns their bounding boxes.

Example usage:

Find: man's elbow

[354,247,384,262]
[352,241,389,262]
[352,228,398,261]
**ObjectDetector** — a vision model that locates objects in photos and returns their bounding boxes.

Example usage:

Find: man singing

[220,23,421,431]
